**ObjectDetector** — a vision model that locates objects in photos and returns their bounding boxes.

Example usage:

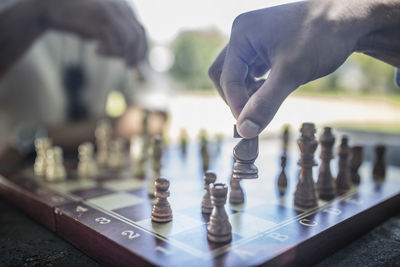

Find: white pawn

[77,142,98,178]
[34,137,52,177]
[45,146,66,182]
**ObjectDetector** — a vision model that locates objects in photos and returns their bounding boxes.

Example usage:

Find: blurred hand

[41,0,147,66]
[209,0,400,138]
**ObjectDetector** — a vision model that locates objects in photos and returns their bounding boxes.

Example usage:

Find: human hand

[209,0,382,138]
[40,0,147,66]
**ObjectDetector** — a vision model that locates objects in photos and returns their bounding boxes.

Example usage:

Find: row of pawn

[34,138,66,182]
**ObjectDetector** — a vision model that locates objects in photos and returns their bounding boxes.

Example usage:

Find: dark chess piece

[232,125,259,179]
[373,145,386,180]
[277,153,288,195]
[151,178,173,223]
[202,171,217,214]
[152,135,163,174]
[179,129,188,155]
[349,146,364,184]
[207,183,232,243]
[294,122,318,208]
[316,127,336,200]
[336,136,351,194]
[229,175,245,204]
[200,130,210,172]
[282,125,290,153]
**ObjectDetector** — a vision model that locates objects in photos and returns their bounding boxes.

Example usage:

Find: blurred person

[209,0,400,139]
[0,0,150,169]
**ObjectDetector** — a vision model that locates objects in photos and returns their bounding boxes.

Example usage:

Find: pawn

[316,127,336,200]
[108,138,126,169]
[202,171,217,214]
[277,153,288,195]
[349,146,363,184]
[34,137,52,177]
[207,183,232,243]
[152,178,173,223]
[336,136,351,194]
[229,176,245,204]
[373,145,386,180]
[77,142,98,178]
[45,146,66,182]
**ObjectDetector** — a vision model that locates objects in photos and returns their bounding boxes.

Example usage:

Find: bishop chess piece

[277,153,288,195]
[77,142,98,178]
[373,145,386,180]
[232,125,258,179]
[45,146,66,182]
[201,171,217,214]
[152,178,173,223]
[294,122,318,208]
[34,137,52,177]
[108,138,126,169]
[229,175,245,204]
[349,146,364,184]
[316,127,336,200]
[207,183,232,243]
[95,119,112,168]
[336,136,351,194]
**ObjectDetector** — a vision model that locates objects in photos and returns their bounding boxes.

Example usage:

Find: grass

[334,124,400,134]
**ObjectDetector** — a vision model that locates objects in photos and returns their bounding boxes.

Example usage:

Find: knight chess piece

[373,145,386,180]
[316,127,336,200]
[277,153,288,195]
[34,137,52,177]
[45,146,66,182]
[95,119,112,168]
[108,138,126,169]
[336,135,351,194]
[232,125,259,179]
[229,175,245,204]
[294,122,318,208]
[201,171,217,214]
[349,146,364,184]
[152,178,173,223]
[77,142,98,178]
[207,183,232,243]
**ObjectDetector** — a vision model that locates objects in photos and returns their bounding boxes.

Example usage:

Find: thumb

[236,69,297,138]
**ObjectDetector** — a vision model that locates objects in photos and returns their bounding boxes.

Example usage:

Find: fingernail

[239,119,260,138]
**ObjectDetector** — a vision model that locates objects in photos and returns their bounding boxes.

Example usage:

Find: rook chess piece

[349,146,363,184]
[294,123,318,208]
[207,183,232,243]
[45,146,66,182]
[229,176,245,204]
[152,178,173,223]
[316,127,336,200]
[232,125,259,179]
[77,142,98,178]
[202,171,217,213]
[373,145,386,180]
[336,135,351,194]
[277,153,288,195]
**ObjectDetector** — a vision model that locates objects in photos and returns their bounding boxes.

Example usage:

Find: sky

[133,0,301,44]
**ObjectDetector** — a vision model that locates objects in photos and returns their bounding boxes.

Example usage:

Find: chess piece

[202,171,217,213]
[336,135,351,194]
[373,145,386,180]
[200,130,210,172]
[294,122,318,208]
[34,137,52,177]
[133,136,147,179]
[152,178,173,223]
[108,138,126,169]
[277,153,288,195]
[316,127,336,200]
[207,183,232,243]
[45,146,66,182]
[151,135,163,173]
[349,146,363,184]
[229,175,245,204]
[179,129,188,155]
[77,142,98,178]
[282,125,290,153]
[232,125,259,179]
[95,119,112,167]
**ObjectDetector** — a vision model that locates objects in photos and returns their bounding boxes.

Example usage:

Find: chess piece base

[232,162,258,179]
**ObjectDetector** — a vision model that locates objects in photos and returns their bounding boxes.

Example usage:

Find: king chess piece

[207,183,232,243]
[316,127,336,200]
[201,171,217,214]
[152,178,173,223]
[349,146,363,184]
[277,153,288,195]
[373,145,386,180]
[336,136,351,194]
[294,123,318,208]
[232,125,258,179]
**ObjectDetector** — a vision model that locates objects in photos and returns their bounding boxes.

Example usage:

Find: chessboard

[0,136,399,266]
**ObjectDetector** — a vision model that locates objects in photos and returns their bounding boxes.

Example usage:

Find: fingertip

[237,119,260,139]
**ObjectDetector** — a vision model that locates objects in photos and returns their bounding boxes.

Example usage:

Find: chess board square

[228,196,267,212]
[136,213,204,237]
[101,178,145,192]
[246,203,299,223]
[113,202,153,222]
[46,179,96,194]
[87,192,144,211]
[230,213,277,238]
[70,187,115,199]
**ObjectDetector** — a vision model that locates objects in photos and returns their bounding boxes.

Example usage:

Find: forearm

[0,0,46,77]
